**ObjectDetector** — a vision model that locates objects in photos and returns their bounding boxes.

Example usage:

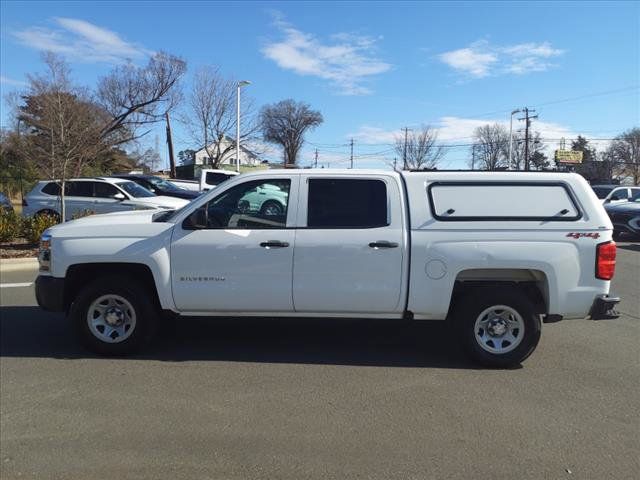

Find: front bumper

[35,275,65,312]
[589,294,620,320]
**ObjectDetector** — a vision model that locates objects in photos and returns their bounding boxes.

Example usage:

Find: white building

[191,136,262,167]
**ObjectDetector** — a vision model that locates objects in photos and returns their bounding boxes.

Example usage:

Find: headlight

[38,233,52,272]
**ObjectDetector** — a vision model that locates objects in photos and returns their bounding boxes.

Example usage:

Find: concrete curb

[0,257,39,273]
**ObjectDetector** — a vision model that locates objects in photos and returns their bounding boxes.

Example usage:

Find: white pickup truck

[35,169,620,367]
[170,169,239,192]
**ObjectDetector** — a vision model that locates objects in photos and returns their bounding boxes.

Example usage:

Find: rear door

[292,175,405,314]
[63,181,94,220]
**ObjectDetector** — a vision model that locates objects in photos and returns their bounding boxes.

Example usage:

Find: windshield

[592,186,614,199]
[116,181,155,198]
[148,177,185,192]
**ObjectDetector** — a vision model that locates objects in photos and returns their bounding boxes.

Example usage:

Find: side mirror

[114,193,126,201]
[184,208,208,229]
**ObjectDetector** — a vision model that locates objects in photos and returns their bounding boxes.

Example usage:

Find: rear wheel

[69,276,157,355]
[454,287,541,368]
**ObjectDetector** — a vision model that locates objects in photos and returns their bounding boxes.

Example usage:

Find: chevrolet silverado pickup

[35,169,620,367]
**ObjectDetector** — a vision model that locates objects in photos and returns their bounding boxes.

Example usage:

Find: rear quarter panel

[404,172,613,319]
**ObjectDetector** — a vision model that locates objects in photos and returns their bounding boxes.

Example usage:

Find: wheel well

[64,263,160,311]
[450,269,549,316]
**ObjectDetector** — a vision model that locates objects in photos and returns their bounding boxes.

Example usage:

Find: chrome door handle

[260,240,290,248]
[369,241,399,249]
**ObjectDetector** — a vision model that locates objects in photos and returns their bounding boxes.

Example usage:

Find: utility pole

[165,112,176,178]
[393,158,397,171]
[349,139,354,169]
[402,127,410,170]
[471,144,477,170]
[153,135,159,173]
[314,148,318,168]
[518,107,538,171]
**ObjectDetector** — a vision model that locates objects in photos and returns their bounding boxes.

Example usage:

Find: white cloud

[13,17,151,63]
[0,75,27,87]
[262,17,391,95]
[438,40,564,78]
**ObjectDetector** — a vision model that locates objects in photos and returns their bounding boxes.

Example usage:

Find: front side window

[307,179,388,228]
[94,182,122,199]
[116,181,155,198]
[192,179,290,229]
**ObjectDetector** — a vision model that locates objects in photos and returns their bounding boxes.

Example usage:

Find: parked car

[591,184,640,204]
[35,170,620,367]
[112,174,200,200]
[605,195,640,239]
[23,178,188,221]
[169,179,200,192]
[0,192,13,212]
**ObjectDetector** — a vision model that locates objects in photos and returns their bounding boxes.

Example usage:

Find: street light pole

[236,80,251,173]
[508,108,521,170]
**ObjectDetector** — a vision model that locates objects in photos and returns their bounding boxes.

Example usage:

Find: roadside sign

[555,150,583,164]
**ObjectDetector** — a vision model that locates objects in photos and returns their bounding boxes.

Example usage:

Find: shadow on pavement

[0,306,481,369]
[618,242,640,252]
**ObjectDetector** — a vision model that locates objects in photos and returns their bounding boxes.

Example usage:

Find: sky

[1,0,639,170]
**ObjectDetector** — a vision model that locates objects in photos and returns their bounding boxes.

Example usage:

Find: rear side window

[428,182,581,221]
[42,182,61,195]
[307,179,388,228]
[65,182,93,197]
[206,172,233,186]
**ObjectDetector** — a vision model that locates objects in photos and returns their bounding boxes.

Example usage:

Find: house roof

[194,135,260,158]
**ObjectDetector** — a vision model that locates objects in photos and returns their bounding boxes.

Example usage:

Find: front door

[171,176,298,313]
[293,176,406,314]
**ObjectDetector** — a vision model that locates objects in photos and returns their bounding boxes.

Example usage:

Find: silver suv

[23,177,189,220]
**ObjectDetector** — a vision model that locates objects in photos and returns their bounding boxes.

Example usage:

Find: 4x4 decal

[566,232,600,239]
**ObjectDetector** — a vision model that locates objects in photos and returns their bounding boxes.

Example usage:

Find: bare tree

[394,126,444,170]
[509,131,546,170]
[97,51,186,145]
[609,127,640,184]
[182,66,258,168]
[20,53,105,220]
[471,123,509,170]
[260,99,323,166]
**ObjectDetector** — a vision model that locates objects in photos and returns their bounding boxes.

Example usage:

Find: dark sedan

[112,175,200,200]
[605,196,640,240]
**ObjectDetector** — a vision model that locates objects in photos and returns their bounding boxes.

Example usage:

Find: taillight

[596,241,616,280]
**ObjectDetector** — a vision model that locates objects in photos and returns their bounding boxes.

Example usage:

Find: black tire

[260,200,283,216]
[69,276,157,355]
[454,287,542,368]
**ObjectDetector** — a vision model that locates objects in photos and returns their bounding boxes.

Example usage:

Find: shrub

[22,214,59,244]
[0,211,23,243]
[71,209,95,220]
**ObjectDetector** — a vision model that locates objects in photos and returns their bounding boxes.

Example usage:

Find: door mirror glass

[114,193,126,200]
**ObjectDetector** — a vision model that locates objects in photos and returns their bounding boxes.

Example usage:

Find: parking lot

[1,242,638,480]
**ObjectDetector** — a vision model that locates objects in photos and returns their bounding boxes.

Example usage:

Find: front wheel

[69,276,157,355]
[454,288,541,368]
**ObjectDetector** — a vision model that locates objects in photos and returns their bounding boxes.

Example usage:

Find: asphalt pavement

[0,243,638,479]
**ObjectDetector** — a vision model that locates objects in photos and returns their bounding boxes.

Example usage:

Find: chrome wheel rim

[87,294,137,344]
[474,305,524,354]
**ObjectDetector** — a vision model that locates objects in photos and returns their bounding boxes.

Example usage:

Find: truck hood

[46,209,174,239]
